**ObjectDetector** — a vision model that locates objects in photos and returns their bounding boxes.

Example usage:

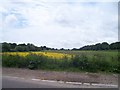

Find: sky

[0,0,118,49]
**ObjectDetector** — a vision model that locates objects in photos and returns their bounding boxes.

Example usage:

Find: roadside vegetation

[1,41,120,73]
[2,50,119,73]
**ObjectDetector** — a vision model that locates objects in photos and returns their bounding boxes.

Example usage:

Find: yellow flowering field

[2,52,72,59]
[2,52,29,57]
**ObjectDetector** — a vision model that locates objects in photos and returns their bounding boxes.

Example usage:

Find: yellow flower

[2,52,72,59]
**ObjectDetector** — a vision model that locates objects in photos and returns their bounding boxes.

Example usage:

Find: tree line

[1,41,120,52]
[78,42,120,50]
[1,42,55,52]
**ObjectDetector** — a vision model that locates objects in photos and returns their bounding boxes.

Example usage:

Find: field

[2,52,72,59]
[2,50,120,73]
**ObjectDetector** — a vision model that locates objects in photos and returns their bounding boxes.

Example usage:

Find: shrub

[2,51,119,73]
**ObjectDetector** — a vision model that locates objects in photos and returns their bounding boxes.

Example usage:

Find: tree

[110,42,120,50]
[15,46,25,52]
[27,43,36,51]
[9,43,17,49]
[94,43,101,50]
[101,42,109,50]
[60,48,65,50]
[18,44,26,46]
[2,42,11,52]
[72,48,78,50]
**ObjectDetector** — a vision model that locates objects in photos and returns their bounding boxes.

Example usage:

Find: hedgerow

[2,52,119,73]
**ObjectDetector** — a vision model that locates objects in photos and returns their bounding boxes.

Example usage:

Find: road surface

[2,76,118,88]
[2,76,87,88]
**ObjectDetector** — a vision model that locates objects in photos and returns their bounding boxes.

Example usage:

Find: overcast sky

[0,0,118,49]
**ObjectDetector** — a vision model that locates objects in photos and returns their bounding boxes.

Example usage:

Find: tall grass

[2,51,119,73]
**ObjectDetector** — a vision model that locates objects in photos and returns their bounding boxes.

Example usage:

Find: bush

[71,54,88,70]
[2,52,119,73]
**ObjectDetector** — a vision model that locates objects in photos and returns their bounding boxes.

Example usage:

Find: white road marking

[41,80,57,83]
[31,79,57,83]
[11,77,19,79]
[36,79,117,87]
[58,81,64,83]
[4,76,19,79]
[66,81,82,85]
[83,83,90,85]
[3,76,118,87]
[31,79,41,81]
[92,83,118,87]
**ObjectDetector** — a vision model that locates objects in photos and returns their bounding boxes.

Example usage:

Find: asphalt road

[2,76,87,88]
[2,76,118,88]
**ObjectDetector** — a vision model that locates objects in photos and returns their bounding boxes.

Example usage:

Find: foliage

[1,41,120,52]
[79,42,120,50]
[2,51,119,73]
[2,52,72,59]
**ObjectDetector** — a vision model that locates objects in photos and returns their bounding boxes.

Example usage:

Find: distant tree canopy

[0,41,120,52]
[79,42,120,51]
[1,42,52,52]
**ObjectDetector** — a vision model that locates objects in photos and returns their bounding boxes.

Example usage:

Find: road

[2,76,118,88]
[2,76,87,88]
[3,76,60,88]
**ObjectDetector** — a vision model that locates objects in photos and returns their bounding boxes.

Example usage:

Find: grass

[2,50,119,73]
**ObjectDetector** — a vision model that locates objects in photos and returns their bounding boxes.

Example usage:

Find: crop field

[48,50,119,56]
[2,52,72,59]
[50,51,119,62]
[2,50,120,73]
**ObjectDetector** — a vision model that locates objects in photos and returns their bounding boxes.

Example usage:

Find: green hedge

[2,53,119,73]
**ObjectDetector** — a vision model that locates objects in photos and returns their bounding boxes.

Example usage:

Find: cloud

[1,0,118,48]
